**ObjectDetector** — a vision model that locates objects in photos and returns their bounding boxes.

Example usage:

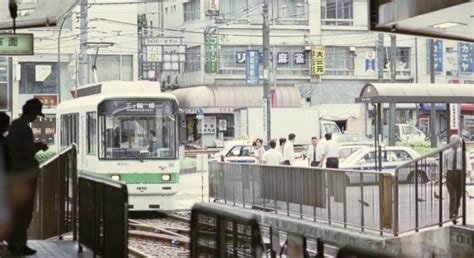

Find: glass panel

[99,99,177,160]
[87,112,97,155]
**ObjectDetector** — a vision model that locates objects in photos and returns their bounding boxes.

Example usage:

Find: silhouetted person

[0,112,11,240]
[6,99,48,256]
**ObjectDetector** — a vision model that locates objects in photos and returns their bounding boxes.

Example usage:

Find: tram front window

[98,99,177,160]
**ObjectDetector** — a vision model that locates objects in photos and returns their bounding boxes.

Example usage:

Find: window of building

[87,112,97,155]
[60,113,79,151]
[183,0,200,22]
[324,46,354,75]
[272,0,307,25]
[88,55,133,82]
[19,62,70,95]
[321,0,353,26]
[184,46,201,72]
[383,47,411,76]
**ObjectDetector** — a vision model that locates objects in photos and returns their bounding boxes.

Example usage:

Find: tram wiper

[128,150,144,163]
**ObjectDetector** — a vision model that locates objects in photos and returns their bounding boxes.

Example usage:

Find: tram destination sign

[0,33,33,55]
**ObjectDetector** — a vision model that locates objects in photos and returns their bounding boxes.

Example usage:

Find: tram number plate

[137,186,148,192]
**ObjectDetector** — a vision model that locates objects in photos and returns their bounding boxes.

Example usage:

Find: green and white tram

[56,81,179,210]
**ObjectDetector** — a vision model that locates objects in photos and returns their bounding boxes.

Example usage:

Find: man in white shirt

[321,133,339,168]
[262,140,283,165]
[307,137,322,167]
[283,133,296,166]
[443,135,464,222]
[252,138,265,164]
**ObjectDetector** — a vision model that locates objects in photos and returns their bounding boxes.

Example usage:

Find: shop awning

[355,83,474,103]
[170,86,301,110]
[316,104,363,121]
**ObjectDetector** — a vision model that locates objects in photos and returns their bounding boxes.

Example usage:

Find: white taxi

[340,146,438,184]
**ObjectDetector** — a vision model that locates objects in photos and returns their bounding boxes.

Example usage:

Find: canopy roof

[355,83,474,104]
[170,85,301,109]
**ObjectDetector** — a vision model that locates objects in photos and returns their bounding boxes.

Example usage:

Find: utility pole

[375,33,384,171]
[78,0,89,86]
[262,0,271,144]
[388,34,397,146]
[429,39,437,147]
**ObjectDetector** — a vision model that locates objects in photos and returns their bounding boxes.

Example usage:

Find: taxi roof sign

[0,33,33,56]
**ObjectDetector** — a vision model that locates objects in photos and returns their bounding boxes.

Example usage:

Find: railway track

[128,212,191,257]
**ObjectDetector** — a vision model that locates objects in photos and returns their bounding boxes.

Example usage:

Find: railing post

[415,161,419,232]
[72,146,78,241]
[462,140,466,226]
[242,164,245,208]
[438,151,443,227]
[327,170,331,225]
[360,173,364,232]
[342,171,347,228]
[394,171,399,236]
[286,167,290,216]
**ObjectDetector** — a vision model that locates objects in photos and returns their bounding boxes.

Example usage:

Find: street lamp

[57,16,67,103]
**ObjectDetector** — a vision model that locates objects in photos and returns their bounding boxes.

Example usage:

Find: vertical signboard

[0,57,9,110]
[427,39,443,73]
[311,46,325,75]
[450,104,460,131]
[205,28,219,73]
[459,42,473,73]
[365,50,376,73]
[245,50,259,85]
[206,0,220,16]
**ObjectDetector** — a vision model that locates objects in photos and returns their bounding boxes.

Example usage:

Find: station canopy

[355,83,474,104]
[170,85,301,110]
[370,0,473,42]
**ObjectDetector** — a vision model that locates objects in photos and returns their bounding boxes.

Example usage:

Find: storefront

[171,85,301,147]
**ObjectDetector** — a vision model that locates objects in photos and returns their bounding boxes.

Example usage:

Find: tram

[56,81,179,210]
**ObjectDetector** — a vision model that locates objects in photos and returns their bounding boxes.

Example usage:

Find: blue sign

[236,51,246,64]
[459,42,474,73]
[246,50,260,85]
[427,39,443,73]
[196,108,204,116]
[365,59,375,72]
[294,52,305,65]
[277,52,289,64]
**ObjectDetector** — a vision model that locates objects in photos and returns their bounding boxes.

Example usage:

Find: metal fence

[78,173,128,257]
[190,203,264,257]
[29,145,78,240]
[394,138,467,235]
[209,162,395,235]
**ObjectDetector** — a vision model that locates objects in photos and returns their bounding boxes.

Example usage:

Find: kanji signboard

[311,46,325,75]
[0,33,33,55]
[427,39,443,73]
[459,42,473,73]
[246,50,259,85]
[205,28,219,73]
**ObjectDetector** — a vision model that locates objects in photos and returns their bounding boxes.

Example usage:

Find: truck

[234,107,342,145]
[383,123,427,143]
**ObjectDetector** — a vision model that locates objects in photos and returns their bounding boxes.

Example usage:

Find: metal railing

[78,173,128,257]
[394,139,467,235]
[29,145,78,240]
[209,162,395,235]
[190,202,264,258]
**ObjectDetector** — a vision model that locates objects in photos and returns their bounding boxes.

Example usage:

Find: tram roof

[355,83,474,104]
[170,85,301,109]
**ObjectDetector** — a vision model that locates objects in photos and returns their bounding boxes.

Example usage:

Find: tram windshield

[98,99,177,160]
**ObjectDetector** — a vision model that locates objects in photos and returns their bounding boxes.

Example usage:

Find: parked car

[339,146,438,184]
[338,145,368,162]
[209,140,256,163]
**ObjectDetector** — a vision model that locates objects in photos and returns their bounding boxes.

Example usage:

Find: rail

[190,202,264,257]
[209,162,395,235]
[78,173,128,257]
[29,144,78,240]
[393,138,467,235]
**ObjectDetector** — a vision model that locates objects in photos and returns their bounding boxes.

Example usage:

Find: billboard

[245,50,259,85]
[311,46,325,75]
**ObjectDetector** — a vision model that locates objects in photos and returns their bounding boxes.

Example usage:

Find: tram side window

[60,113,79,151]
[87,112,97,155]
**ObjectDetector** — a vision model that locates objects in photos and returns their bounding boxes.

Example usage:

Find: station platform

[0,240,92,258]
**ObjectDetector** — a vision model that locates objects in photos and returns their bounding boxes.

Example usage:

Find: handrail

[29,144,78,240]
[78,173,128,257]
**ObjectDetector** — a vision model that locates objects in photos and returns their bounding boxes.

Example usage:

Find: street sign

[246,50,259,85]
[0,33,33,55]
[196,108,204,120]
[311,46,325,75]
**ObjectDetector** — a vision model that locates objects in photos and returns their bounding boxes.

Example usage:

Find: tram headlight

[111,175,121,181]
[161,174,171,182]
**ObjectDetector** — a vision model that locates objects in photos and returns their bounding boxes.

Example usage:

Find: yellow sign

[311,46,325,75]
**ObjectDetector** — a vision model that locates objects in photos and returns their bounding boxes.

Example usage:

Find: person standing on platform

[6,99,48,256]
[321,133,339,168]
[0,112,11,240]
[443,135,463,224]
[307,136,321,167]
[278,138,286,156]
[262,140,283,166]
[283,133,296,166]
